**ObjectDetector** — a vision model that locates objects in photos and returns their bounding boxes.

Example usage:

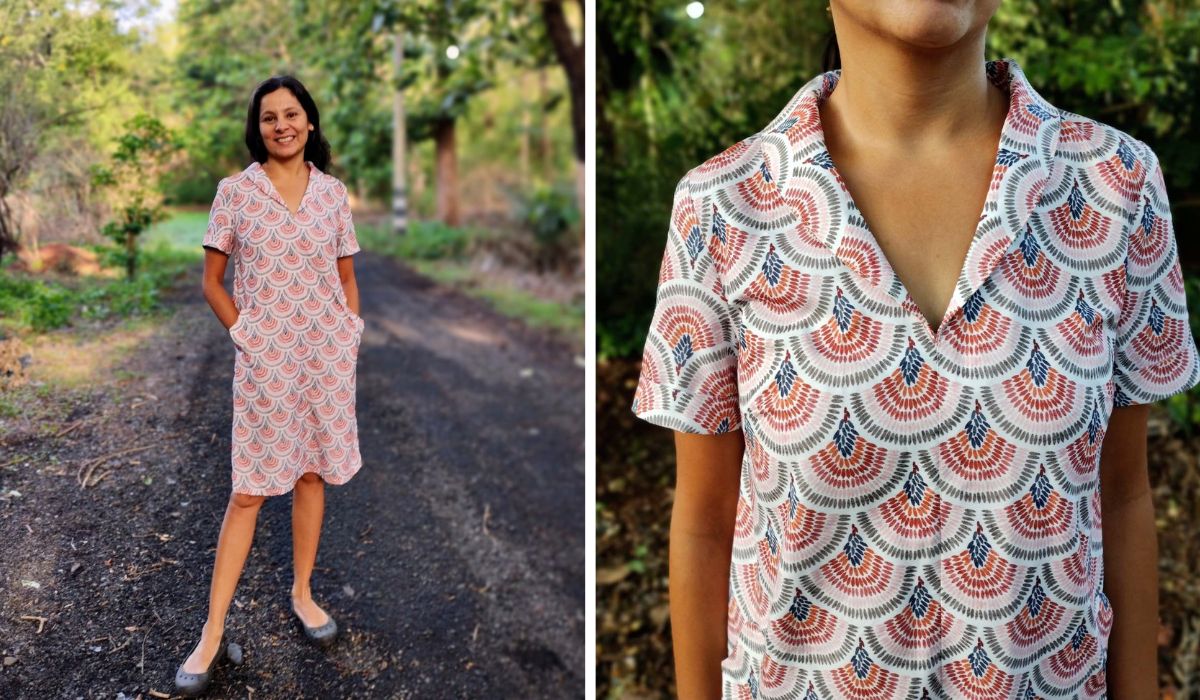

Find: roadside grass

[356,220,583,340]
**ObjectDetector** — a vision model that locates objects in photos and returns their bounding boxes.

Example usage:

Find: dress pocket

[333,299,365,338]
[229,304,265,349]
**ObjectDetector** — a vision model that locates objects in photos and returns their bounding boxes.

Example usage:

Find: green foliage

[0,0,137,262]
[519,183,579,254]
[598,1,831,357]
[395,221,481,260]
[170,0,571,206]
[990,2,1200,186]
[356,219,484,261]
[0,245,194,333]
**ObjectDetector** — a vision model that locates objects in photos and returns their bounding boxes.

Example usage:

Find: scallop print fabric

[632,57,1200,699]
[203,160,365,496]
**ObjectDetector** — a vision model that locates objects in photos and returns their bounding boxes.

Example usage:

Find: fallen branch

[1,455,27,469]
[19,615,47,634]
[52,419,88,439]
[123,557,179,582]
[77,444,155,488]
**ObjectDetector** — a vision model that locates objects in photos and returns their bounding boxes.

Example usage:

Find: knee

[230,492,266,510]
[297,472,324,486]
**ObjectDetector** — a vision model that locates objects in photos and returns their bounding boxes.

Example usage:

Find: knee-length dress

[633,57,1200,699]
[203,160,365,496]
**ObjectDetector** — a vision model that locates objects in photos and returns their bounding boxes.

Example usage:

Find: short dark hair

[244,75,332,171]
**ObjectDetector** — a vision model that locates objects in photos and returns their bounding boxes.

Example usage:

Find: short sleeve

[1112,144,1200,406]
[335,181,361,258]
[631,170,741,434]
[202,178,235,255]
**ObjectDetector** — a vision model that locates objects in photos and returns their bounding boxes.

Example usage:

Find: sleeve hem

[631,379,742,435]
[631,407,744,435]
[1113,347,1200,406]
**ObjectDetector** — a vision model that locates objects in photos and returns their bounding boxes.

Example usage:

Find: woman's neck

[822,8,1005,155]
[262,154,309,181]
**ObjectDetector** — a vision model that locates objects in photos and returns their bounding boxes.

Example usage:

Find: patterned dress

[632,57,1200,699]
[203,160,365,496]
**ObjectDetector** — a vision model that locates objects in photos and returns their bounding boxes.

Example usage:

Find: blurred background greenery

[596,1,1200,698]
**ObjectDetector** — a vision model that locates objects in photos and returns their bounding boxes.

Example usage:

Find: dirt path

[0,253,584,698]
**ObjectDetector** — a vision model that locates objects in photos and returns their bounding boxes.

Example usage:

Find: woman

[632,3,1200,698]
[177,75,366,696]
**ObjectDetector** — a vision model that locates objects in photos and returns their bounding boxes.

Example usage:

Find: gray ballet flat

[174,633,225,697]
[293,605,338,648]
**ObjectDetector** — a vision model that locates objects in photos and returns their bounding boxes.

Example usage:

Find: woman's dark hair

[244,75,332,171]
[821,30,841,73]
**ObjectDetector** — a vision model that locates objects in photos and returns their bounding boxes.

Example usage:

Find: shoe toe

[174,668,208,696]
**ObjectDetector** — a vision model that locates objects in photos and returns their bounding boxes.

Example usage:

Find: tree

[0,0,130,264]
[91,114,181,279]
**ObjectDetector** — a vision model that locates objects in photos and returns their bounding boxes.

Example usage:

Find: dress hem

[231,465,362,497]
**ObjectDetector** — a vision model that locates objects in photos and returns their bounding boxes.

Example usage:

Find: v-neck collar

[771,57,1063,343]
[247,160,320,217]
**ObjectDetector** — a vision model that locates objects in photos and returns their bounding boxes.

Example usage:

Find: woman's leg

[182,491,265,673]
[291,472,330,626]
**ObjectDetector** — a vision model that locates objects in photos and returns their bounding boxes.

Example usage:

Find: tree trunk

[541,0,585,256]
[0,193,17,264]
[357,179,369,212]
[520,72,531,188]
[433,117,459,227]
[125,229,136,280]
[539,68,552,174]
[542,1,584,167]
[392,31,409,235]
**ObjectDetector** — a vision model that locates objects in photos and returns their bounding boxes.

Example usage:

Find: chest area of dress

[234,194,341,263]
[718,204,1126,451]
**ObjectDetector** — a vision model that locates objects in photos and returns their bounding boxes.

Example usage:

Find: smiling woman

[182,74,364,697]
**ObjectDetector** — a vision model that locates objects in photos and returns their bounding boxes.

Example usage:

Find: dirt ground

[0,252,584,699]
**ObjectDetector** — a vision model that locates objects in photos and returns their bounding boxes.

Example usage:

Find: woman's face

[258,88,313,161]
[833,0,1001,50]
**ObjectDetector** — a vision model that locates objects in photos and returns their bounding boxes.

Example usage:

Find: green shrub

[28,285,73,331]
[0,243,192,333]
[520,184,580,251]
[358,219,486,261]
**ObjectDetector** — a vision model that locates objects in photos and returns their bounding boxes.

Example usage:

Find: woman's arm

[670,430,744,700]
[336,256,360,316]
[1099,403,1159,698]
[201,249,238,329]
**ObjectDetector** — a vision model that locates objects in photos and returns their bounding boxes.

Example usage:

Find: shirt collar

[244,160,324,209]
[768,56,1063,336]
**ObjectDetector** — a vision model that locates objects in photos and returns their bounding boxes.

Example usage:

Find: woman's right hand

[669,429,745,700]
